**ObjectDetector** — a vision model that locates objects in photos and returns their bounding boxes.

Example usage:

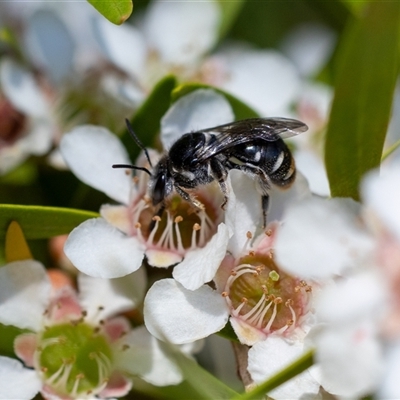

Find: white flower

[60,90,232,287]
[274,162,400,397]
[0,260,181,400]
[0,58,55,174]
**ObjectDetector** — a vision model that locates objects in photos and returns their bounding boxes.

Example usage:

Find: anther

[135,222,141,229]
[265,229,272,236]
[174,215,183,223]
[246,231,253,239]
[221,291,229,297]
[152,215,161,222]
[193,223,201,231]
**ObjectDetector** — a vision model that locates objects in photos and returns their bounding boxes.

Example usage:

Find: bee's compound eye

[152,173,166,205]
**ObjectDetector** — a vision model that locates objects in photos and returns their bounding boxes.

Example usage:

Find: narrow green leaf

[173,350,239,399]
[217,0,245,39]
[172,83,259,120]
[122,75,177,160]
[232,349,314,400]
[0,204,98,241]
[325,2,400,199]
[87,0,133,25]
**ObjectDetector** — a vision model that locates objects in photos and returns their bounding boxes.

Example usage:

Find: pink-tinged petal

[0,356,42,399]
[248,337,320,399]
[114,325,183,386]
[146,249,183,268]
[144,279,229,344]
[214,254,236,293]
[144,0,220,65]
[220,50,300,116]
[78,268,147,322]
[230,317,267,346]
[99,370,132,398]
[59,125,132,205]
[14,333,38,368]
[47,286,82,322]
[160,89,234,149]
[313,325,383,397]
[173,223,230,290]
[93,16,146,78]
[100,204,131,235]
[275,197,375,280]
[362,164,400,241]
[102,316,131,343]
[0,58,48,117]
[64,218,145,278]
[0,260,50,331]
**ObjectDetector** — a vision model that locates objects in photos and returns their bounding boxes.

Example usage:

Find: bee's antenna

[112,163,152,176]
[125,118,153,168]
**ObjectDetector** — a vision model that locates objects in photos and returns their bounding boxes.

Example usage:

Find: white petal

[230,317,268,346]
[294,149,330,197]
[316,270,387,324]
[18,119,53,156]
[0,357,42,399]
[362,164,400,241]
[78,268,147,323]
[221,50,300,116]
[146,249,183,268]
[100,204,131,234]
[225,170,265,256]
[0,261,50,331]
[160,89,234,149]
[25,8,75,82]
[92,16,146,78]
[281,23,336,77]
[144,0,220,65]
[173,223,230,290]
[144,279,229,344]
[378,340,400,399]
[0,58,48,117]
[314,325,383,397]
[249,337,320,399]
[59,125,132,204]
[114,325,183,386]
[275,197,375,279]
[64,218,145,278]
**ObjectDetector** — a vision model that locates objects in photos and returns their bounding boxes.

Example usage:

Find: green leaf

[325,2,400,199]
[0,204,98,241]
[172,83,259,120]
[122,75,177,160]
[217,0,245,39]
[0,324,27,358]
[232,349,314,400]
[87,0,133,25]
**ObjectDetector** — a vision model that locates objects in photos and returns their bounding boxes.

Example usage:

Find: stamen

[174,216,184,253]
[71,373,85,397]
[190,223,201,249]
[147,216,161,244]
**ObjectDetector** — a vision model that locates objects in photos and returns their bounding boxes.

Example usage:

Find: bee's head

[150,156,173,206]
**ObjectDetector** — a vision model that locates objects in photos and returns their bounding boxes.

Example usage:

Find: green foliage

[0,205,98,241]
[216,0,245,39]
[87,0,133,25]
[325,2,400,199]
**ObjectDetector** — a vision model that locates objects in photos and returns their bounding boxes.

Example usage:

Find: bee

[113,117,308,227]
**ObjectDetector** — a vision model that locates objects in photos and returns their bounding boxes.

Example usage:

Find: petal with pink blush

[99,370,133,398]
[14,333,38,368]
[102,317,132,343]
[47,286,82,322]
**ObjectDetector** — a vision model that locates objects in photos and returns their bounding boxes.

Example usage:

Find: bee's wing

[196,117,308,161]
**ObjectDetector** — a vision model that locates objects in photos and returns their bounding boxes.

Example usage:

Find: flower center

[0,96,26,147]
[36,322,113,397]
[130,175,221,255]
[223,253,312,335]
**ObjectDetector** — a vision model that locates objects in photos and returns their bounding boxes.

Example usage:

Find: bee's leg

[175,185,205,210]
[209,158,229,209]
[261,195,270,228]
